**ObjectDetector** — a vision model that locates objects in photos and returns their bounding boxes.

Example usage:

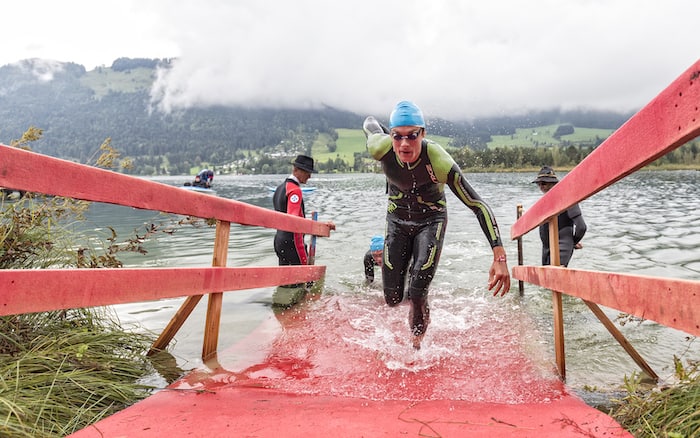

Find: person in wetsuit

[532,166,587,267]
[272,155,317,287]
[364,235,385,284]
[363,101,511,349]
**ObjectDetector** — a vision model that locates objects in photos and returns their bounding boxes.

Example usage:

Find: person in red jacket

[272,155,317,287]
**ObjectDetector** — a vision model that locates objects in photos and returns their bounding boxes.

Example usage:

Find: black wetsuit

[539,204,587,267]
[364,250,378,283]
[367,133,503,336]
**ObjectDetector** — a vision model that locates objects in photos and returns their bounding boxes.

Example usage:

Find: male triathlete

[363,101,511,349]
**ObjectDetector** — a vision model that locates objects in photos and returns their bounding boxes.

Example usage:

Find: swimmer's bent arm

[428,146,510,295]
[364,116,392,160]
[426,143,503,248]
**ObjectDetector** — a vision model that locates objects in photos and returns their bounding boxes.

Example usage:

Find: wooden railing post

[548,216,566,380]
[548,216,561,268]
[202,220,231,361]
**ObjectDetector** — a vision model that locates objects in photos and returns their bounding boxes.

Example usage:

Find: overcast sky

[3,0,698,120]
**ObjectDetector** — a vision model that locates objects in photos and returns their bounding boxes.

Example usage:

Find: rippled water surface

[87,171,700,394]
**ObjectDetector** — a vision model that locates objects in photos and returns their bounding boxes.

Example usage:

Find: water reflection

[84,171,700,393]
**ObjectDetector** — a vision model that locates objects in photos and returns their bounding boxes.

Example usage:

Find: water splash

[208,286,565,404]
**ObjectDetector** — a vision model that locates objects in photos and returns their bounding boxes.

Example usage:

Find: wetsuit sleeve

[567,204,587,245]
[426,143,503,248]
[364,250,375,282]
[366,133,393,161]
[286,183,308,265]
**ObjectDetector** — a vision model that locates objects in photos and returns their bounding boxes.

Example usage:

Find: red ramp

[69,292,631,437]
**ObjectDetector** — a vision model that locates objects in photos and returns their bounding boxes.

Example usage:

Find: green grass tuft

[610,357,700,437]
[0,310,158,437]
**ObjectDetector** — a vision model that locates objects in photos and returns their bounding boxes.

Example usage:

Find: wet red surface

[68,293,632,437]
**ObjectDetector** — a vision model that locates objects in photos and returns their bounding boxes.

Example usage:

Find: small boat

[181,184,216,195]
[267,186,316,194]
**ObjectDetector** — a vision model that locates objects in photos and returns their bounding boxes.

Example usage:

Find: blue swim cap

[369,235,384,252]
[389,101,425,128]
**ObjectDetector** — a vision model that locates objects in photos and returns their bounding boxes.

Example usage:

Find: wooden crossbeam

[0,265,326,316]
[513,265,700,337]
[0,145,332,237]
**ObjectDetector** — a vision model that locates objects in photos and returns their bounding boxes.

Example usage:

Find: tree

[553,124,574,138]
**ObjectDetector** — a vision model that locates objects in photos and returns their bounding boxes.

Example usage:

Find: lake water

[86,171,700,398]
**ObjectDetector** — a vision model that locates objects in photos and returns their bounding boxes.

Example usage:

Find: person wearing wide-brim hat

[272,155,333,286]
[291,155,318,174]
[531,166,587,267]
[532,165,559,185]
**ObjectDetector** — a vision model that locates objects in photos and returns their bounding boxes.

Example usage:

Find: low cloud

[138,1,699,120]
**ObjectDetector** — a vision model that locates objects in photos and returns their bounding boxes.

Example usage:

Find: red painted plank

[512,59,700,239]
[0,266,326,316]
[513,265,700,337]
[67,298,632,438]
[69,387,632,438]
[0,145,331,237]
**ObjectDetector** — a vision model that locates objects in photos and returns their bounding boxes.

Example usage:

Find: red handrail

[0,146,333,359]
[511,58,700,380]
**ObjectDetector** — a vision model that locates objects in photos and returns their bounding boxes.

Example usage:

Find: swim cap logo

[290,194,300,203]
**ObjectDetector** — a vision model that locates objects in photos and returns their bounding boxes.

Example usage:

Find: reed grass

[0,138,170,437]
[0,309,157,437]
[610,356,700,437]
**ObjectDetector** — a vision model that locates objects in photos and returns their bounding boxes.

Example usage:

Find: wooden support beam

[148,296,203,355]
[583,300,658,382]
[0,265,326,316]
[512,265,700,338]
[552,291,565,381]
[547,216,566,380]
[202,220,231,361]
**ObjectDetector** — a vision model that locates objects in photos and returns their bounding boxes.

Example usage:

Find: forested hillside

[0,58,637,175]
[0,58,365,174]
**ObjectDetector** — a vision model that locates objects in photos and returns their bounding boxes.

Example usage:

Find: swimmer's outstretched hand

[362,116,390,137]
[488,251,511,296]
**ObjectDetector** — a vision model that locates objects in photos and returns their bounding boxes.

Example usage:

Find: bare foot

[412,334,424,350]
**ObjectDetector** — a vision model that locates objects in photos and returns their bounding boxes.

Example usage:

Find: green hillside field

[80,67,155,98]
[312,129,458,164]
[488,124,613,148]
[311,125,610,165]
